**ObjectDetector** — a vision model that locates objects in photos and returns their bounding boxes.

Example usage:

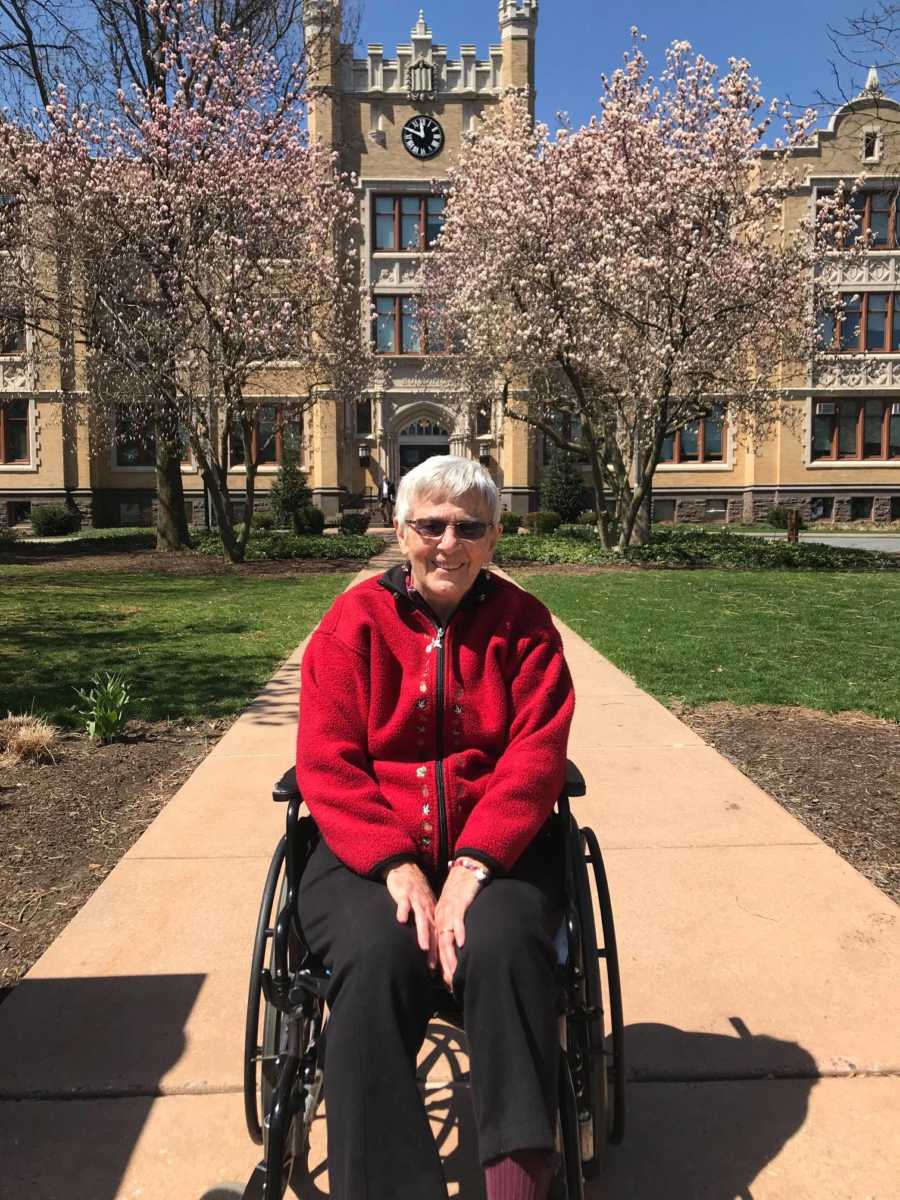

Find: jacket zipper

[425,615,449,871]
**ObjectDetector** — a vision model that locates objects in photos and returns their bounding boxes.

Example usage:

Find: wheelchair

[241,762,625,1200]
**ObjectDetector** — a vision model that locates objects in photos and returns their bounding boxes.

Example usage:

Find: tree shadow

[288,1018,483,1200]
[596,1020,819,1198]
[286,1018,818,1200]
[0,974,204,1199]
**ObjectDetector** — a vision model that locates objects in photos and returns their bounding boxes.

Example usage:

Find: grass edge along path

[0,567,352,726]
[519,569,900,721]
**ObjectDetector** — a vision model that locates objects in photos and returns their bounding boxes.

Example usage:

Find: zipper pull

[425,627,445,654]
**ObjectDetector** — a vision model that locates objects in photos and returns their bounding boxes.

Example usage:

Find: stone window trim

[0,394,32,466]
[811,396,900,461]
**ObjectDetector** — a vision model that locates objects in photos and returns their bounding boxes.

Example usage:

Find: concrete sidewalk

[2,566,899,1198]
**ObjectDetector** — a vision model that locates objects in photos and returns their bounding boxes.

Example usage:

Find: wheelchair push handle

[273,760,586,806]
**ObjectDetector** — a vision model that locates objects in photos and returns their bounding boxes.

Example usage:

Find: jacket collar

[378,562,494,623]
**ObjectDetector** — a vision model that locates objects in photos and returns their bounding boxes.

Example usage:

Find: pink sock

[484,1149,558,1200]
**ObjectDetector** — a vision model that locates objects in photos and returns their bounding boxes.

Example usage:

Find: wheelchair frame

[241,763,624,1200]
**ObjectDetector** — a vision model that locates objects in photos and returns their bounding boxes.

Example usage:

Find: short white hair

[395,456,501,528]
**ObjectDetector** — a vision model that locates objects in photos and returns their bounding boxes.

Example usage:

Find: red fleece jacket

[296,565,575,878]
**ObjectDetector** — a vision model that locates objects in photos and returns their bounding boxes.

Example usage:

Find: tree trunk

[632,482,652,545]
[154,409,189,551]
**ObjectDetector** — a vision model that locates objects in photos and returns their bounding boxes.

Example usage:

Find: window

[705,498,728,521]
[660,407,726,464]
[820,292,900,351]
[653,498,676,523]
[476,404,492,437]
[0,397,29,463]
[229,405,301,468]
[810,496,834,520]
[819,188,900,249]
[374,295,423,354]
[863,130,881,162]
[0,310,25,355]
[356,397,373,436]
[850,496,874,521]
[373,194,445,252]
[812,398,900,460]
[0,193,21,251]
[114,406,192,468]
[890,496,900,520]
[115,407,156,467]
[541,410,585,463]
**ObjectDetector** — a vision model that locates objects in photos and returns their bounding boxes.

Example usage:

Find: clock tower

[303,2,539,516]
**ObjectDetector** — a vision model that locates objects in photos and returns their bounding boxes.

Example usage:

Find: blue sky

[354,1,875,131]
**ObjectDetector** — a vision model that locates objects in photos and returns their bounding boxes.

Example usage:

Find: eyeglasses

[408,518,492,541]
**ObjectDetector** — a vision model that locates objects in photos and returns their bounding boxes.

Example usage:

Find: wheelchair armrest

[564,760,586,798]
[273,765,302,803]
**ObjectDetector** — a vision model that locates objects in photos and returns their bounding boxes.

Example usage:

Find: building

[1,2,899,529]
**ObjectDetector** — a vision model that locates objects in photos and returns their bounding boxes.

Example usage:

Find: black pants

[298,821,565,1200]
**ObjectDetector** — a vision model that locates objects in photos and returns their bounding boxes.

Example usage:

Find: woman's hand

[384,862,438,972]
[434,865,482,988]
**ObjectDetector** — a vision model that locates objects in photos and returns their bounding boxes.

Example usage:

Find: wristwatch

[450,856,491,884]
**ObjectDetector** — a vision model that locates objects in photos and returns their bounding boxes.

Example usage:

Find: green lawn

[519,570,900,720]
[0,568,351,725]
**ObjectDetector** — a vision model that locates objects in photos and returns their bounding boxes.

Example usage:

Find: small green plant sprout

[73,672,131,742]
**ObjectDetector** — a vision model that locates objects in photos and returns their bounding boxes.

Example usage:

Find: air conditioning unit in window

[815,401,836,415]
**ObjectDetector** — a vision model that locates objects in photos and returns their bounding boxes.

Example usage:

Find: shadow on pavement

[0,974,204,1199]
[596,1020,818,1198]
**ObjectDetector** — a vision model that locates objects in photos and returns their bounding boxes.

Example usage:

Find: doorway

[397,416,451,476]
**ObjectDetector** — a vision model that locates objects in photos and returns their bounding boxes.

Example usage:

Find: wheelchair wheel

[556,1053,585,1200]
[570,827,609,1177]
[582,826,626,1147]
[260,879,327,1198]
[244,836,287,1145]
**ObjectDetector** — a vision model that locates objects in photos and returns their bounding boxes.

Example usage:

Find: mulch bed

[0,720,230,1000]
[677,703,900,905]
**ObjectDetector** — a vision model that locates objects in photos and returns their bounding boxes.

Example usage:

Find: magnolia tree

[423,38,855,549]
[2,2,366,560]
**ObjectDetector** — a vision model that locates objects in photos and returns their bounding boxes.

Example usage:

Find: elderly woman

[296,456,575,1200]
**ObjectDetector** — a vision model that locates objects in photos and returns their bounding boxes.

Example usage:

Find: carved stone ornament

[407,58,436,102]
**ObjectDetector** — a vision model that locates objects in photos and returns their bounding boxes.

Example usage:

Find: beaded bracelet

[449,856,491,884]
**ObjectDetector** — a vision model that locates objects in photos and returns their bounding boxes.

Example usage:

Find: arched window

[399,417,450,438]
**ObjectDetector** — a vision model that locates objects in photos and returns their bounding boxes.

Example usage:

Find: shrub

[294,505,326,536]
[31,504,80,536]
[767,504,807,531]
[557,524,598,541]
[493,525,899,571]
[540,452,586,522]
[72,672,131,742]
[0,526,16,548]
[269,453,313,531]
[0,712,58,765]
[500,511,522,535]
[577,510,598,525]
[523,511,562,534]
[250,510,275,531]
[193,530,385,561]
[340,510,371,535]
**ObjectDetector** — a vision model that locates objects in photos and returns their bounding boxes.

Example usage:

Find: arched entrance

[397,416,451,476]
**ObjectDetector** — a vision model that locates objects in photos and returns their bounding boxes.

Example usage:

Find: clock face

[402,115,444,160]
